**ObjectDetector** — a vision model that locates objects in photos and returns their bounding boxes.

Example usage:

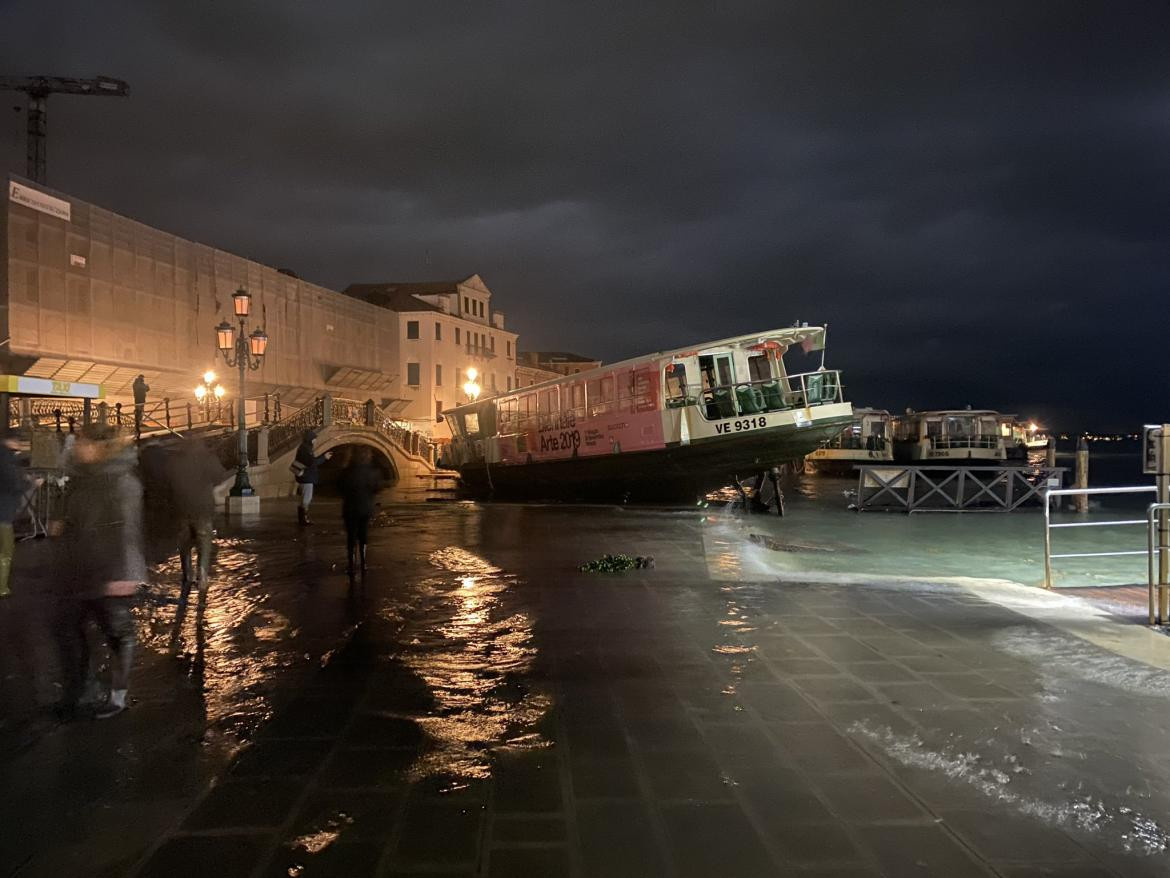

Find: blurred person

[167,440,225,595]
[132,374,150,438]
[56,424,146,720]
[338,446,384,576]
[293,429,330,526]
[0,437,28,598]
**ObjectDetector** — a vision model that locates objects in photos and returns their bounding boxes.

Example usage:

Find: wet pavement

[2,498,1170,876]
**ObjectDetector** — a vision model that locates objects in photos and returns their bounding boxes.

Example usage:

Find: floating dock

[855,464,1067,513]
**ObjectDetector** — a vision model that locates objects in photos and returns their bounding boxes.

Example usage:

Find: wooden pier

[855,464,1067,513]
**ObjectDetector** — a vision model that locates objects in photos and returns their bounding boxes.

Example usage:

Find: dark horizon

[3,3,1168,431]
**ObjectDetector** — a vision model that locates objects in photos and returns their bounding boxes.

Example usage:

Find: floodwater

[1,446,1169,875]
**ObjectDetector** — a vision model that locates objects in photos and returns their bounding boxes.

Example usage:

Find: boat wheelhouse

[440,326,852,501]
[893,409,1007,464]
[807,407,893,474]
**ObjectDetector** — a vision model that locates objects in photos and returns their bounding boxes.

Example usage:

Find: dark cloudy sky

[3,2,1168,429]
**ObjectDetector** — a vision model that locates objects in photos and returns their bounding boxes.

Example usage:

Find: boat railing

[927,434,1001,450]
[827,433,889,451]
[690,369,844,421]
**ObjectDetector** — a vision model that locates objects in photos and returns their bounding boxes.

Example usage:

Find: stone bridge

[202,395,445,506]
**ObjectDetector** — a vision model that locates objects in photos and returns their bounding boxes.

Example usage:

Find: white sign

[70,254,86,268]
[0,375,103,399]
[8,181,71,222]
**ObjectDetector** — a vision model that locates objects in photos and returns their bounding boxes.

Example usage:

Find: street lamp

[462,366,481,403]
[194,370,226,422]
[214,287,269,497]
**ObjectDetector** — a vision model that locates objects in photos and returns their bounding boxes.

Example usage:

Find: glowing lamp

[248,328,268,358]
[216,321,235,353]
[213,384,226,398]
[203,370,217,384]
[232,288,252,317]
[466,367,478,381]
[194,384,207,401]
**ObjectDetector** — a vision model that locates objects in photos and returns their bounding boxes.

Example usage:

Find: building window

[464,296,470,314]
[507,375,512,391]
[435,322,442,341]
[507,340,512,357]
[455,327,461,345]
[406,321,419,339]
[491,336,496,351]
[479,301,485,317]
[436,364,443,386]
[455,368,462,386]
[491,373,497,390]
[436,400,443,422]
[407,362,420,386]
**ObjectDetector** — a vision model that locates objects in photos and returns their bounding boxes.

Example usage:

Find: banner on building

[8,181,71,222]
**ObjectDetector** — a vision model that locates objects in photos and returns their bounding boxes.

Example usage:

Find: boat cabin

[893,409,1006,463]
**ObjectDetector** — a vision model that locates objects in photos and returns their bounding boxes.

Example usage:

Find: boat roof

[443,325,826,415]
[901,409,1012,418]
[854,407,891,418]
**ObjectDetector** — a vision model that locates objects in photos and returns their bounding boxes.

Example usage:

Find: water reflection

[402,546,551,780]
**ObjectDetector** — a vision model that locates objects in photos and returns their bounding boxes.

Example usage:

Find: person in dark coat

[338,446,384,576]
[56,424,147,719]
[294,429,330,526]
[165,440,225,595]
[132,374,150,437]
[0,439,28,598]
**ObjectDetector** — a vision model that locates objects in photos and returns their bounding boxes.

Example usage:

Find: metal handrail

[693,369,845,420]
[1148,503,1170,625]
[1042,485,1158,588]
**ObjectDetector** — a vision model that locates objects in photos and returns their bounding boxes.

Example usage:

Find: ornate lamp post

[462,366,481,403]
[215,288,268,497]
[194,370,226,422]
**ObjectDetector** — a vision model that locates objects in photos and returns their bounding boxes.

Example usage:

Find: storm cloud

[3,2,1168,428]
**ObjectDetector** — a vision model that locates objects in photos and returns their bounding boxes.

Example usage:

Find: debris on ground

[579,554,655,573]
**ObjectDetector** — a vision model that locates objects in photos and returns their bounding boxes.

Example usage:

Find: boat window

[538,389,556,430]
[869,418,887,439]
[497,397,518,433]
[926,419,943,438]
[463,412,480,436]
[748,354,771,382]
[517,394,535,431]
[568,382,586,420]
[665,363,690,407]
[588,376,614,417]
[633,370,657,412]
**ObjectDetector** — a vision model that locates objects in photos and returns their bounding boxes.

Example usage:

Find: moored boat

[893,409,1007,464]
[807,407,893,474]
[440,325,852,501]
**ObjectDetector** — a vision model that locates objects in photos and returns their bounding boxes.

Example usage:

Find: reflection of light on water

[291,811,353,854]
[400,547,551,780]
[140,538,298,739]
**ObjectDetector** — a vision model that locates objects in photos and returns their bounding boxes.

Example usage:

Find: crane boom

[0,75,129,184]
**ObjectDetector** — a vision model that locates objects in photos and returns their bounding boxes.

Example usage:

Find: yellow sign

[0,375,105,398]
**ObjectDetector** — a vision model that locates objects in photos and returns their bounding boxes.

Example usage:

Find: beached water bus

[440,325,852,501]
[806,407,893,474]
[893,408,1008,464]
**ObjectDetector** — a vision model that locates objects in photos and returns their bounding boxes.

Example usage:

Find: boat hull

[454,415,852,502]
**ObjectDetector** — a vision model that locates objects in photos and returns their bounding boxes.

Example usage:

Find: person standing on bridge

[338,446,385,577]
[132,374,150,439]
[294,429,330,526]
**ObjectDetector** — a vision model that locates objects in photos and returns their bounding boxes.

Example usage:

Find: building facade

[343,277,518,436]
[2,176,518,439]
[517,350,602,376]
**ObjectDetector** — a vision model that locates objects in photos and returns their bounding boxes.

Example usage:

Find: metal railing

[1042,485,1157,589]
[926,435,1001,450]
[859,464,1064,513]
[687,369,845,420]
[1147,503,1170,625]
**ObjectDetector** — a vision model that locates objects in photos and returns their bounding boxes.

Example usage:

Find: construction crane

[0,75,129,184]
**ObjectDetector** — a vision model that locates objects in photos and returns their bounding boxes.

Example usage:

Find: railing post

[264,393,270,425]
[97,401,109,425]
[365,399,375,427]
[1043,490,1053,589]
[83,398,92,427]
[187,402,193,430]
[256,426,270,466]
[274,393,281,422]
[322,394,333,428]
[165,398,171,429]
[114,402,123,427]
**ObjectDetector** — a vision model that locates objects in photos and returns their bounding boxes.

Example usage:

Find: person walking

[56,424,146,720]
[338,446,384,576]
[293,429,330,526]
[164,440,224,595]
[0,438,28,598]
[132,374,150,438]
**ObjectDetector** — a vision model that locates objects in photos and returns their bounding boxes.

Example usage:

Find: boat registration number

[715,416,767,434]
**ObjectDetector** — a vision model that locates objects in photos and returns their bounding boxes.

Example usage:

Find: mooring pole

[1045,438,1056,469]
[1159,425,1170,622]
[1074,437,1089,513]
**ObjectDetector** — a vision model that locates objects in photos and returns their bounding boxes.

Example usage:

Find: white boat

[441,325,853,501]
[807,407,893,474]
[893,409,1006,464]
